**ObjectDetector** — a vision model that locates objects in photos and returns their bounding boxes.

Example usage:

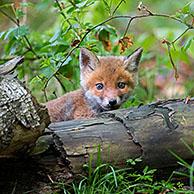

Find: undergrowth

[55,141,194,194]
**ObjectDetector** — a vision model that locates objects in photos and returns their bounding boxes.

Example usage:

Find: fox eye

[96,83,104,90]
[118,82,126,89]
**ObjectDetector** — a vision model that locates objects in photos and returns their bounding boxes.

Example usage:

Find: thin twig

[55,0,72,27]
[167,43,179,80]
[112,0,125,16]
[162,26,192,80]
[172,27,191,44]
[123,12,193,37]
[0,9,17,23]
[43,87,48,102]
[54,74,67,93]
[123,17,138,37]
[23,36,40,58]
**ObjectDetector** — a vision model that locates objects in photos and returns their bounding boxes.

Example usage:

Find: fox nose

[109,99,117,106]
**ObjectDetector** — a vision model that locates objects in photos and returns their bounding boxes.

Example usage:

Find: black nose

[109,99,117,106]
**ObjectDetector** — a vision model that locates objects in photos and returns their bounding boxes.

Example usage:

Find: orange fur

[46,48,143,122]
[46,89,95,122]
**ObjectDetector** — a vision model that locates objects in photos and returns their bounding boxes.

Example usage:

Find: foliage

[55,144,194,194]
[0,1,194,193]
[0,0,193,104]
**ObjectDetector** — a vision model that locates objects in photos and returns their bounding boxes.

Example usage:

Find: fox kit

[46,48,143,122]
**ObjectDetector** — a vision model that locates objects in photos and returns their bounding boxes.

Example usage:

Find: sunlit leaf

[182,3,190,14]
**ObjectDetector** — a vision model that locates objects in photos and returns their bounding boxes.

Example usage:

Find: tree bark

[0,57,50,157]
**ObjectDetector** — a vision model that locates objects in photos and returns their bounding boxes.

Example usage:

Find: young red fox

[46,48,143,122]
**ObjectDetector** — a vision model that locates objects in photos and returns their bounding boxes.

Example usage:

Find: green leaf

[14,25,29,39]
[58,56,72,67]
[40,58,56,78]
[30,76,44,90]
[30,135,52,155]
[182,3,190,14]
[0,31,6,40]
[76,1,88,8]
[182,37,193,51]
[41,66,55,78]
[104,25,117,37]
[76,0,94,9]
[4,37,17,55]
[66,6,75,14]
[189,2,194,15]
[15,9,25,19]
[58,64,74,79]
[20,2,33,7]
[17,65,25,79]
[49,29,61,43]
[0,3,13,9]
[102,0,111,14]
[4,28,16,40]
[182,2,194,15]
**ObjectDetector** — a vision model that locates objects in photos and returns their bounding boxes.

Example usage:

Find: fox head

[79,47,143,111]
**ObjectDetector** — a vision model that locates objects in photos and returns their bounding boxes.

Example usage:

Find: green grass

[55,143,194,194]
[60,164,193,194]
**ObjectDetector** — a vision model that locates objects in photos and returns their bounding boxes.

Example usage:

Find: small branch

[11,180,17,194]
[167,43,179,80]
[122,13,193,37]
[172,27,191,45]
[123,16,138,38]
[54,74,67,93]
[23,36,40,59]
[161,27,191,80]
[123,2,193,38]
[42,87,48,102]
[55,0,72,27]
[112,0,125,16]
[0,9,17,24]
[153,13,189,27]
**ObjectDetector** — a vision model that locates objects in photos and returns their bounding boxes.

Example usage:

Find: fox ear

[79,48,99,72]
[124,48,143,72]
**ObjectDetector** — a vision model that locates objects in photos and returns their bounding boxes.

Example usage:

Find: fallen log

[44,99,194,174]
